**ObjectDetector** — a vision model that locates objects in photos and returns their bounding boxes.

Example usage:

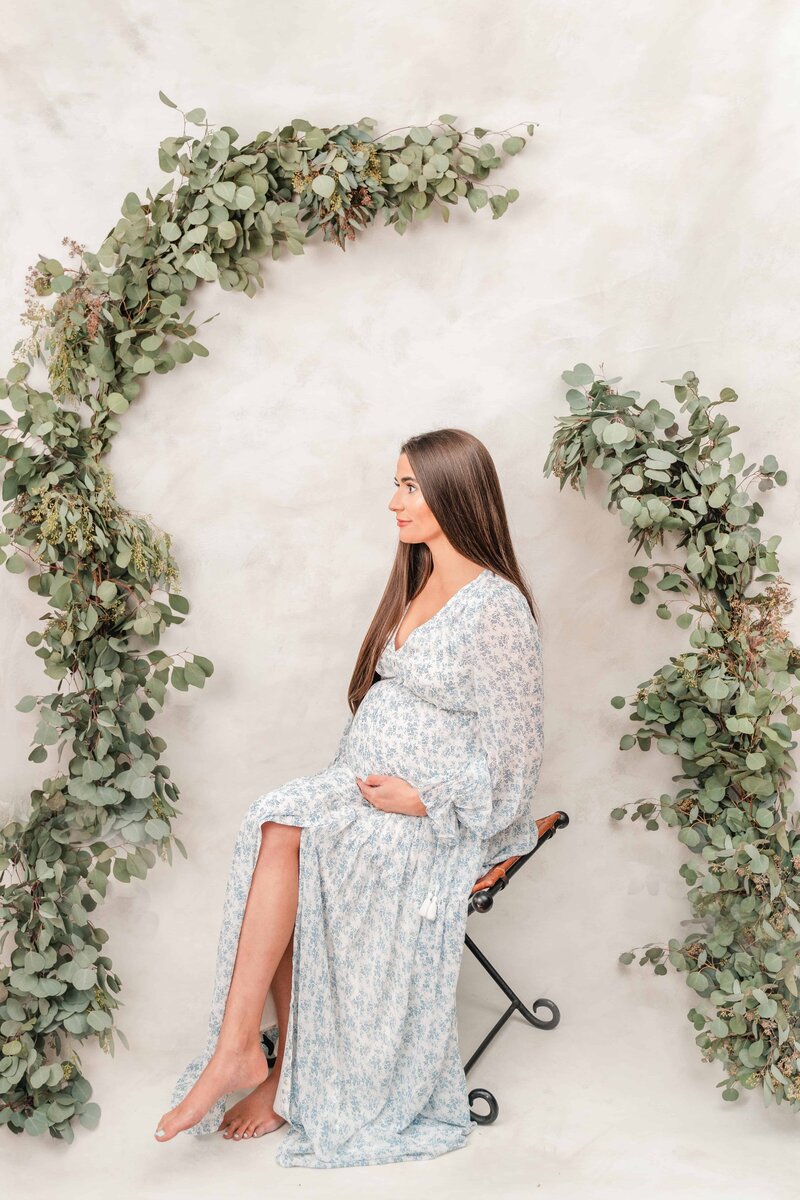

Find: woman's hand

[355,773,427,816]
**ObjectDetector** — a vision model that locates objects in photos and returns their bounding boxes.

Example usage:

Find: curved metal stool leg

[520,997,560,1028]
[465,933,561,1031]
[468,1087,499,1125]
[260,1024,279,1068]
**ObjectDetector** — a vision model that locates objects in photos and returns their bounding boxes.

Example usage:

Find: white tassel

[419,889,439,920]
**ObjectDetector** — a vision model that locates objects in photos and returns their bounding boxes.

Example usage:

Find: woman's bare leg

[218,930,293,1139]
[154,821,301,1142]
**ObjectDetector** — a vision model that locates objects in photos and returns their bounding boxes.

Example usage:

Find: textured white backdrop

[1,2,799,1197]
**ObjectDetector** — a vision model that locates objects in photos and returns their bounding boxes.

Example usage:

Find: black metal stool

[463,809,570,1125]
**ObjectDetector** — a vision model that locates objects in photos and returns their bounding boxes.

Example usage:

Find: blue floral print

[167,567,544,1167]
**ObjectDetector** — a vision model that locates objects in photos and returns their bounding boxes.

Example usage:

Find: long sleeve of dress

[417,586,544,850]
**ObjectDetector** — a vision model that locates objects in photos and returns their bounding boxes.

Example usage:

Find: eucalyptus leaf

[311,175,335,198]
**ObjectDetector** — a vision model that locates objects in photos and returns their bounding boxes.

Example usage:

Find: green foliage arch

[0,96,535,1139]
[546,364,800,1110]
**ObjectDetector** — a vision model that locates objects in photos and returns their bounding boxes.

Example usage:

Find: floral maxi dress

[168,568,544,1168]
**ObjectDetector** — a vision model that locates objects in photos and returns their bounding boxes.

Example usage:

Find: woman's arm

[417,585,544,843]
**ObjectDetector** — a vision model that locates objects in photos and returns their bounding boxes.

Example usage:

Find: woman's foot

[218,1069,286,1140]
[154,1043,269,1142]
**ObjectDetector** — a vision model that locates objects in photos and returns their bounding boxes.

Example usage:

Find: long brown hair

[346,428,541,713]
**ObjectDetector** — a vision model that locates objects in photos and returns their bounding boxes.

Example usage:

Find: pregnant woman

[154,426,544,1168]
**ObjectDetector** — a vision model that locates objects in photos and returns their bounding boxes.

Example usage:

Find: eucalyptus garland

[0,94,535,1140]
[545,364,800,1109]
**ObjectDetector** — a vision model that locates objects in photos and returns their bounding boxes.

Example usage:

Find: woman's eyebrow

[394,475,417,483]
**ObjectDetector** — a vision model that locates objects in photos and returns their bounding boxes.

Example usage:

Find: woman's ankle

[215,1029,263,1058]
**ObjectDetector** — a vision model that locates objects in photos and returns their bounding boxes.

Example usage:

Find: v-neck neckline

[391,568,490,654]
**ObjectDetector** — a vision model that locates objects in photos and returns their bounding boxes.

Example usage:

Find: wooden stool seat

[470,811,566,895]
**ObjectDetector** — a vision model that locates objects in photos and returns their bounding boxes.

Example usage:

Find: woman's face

[388,452,440,543]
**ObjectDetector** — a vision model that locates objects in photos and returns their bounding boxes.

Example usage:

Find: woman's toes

[154,1109,187,1142]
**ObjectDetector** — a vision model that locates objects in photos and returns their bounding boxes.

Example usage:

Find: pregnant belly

[344,678,476,784]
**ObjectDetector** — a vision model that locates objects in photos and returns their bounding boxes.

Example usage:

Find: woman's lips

[396,519,411,526]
